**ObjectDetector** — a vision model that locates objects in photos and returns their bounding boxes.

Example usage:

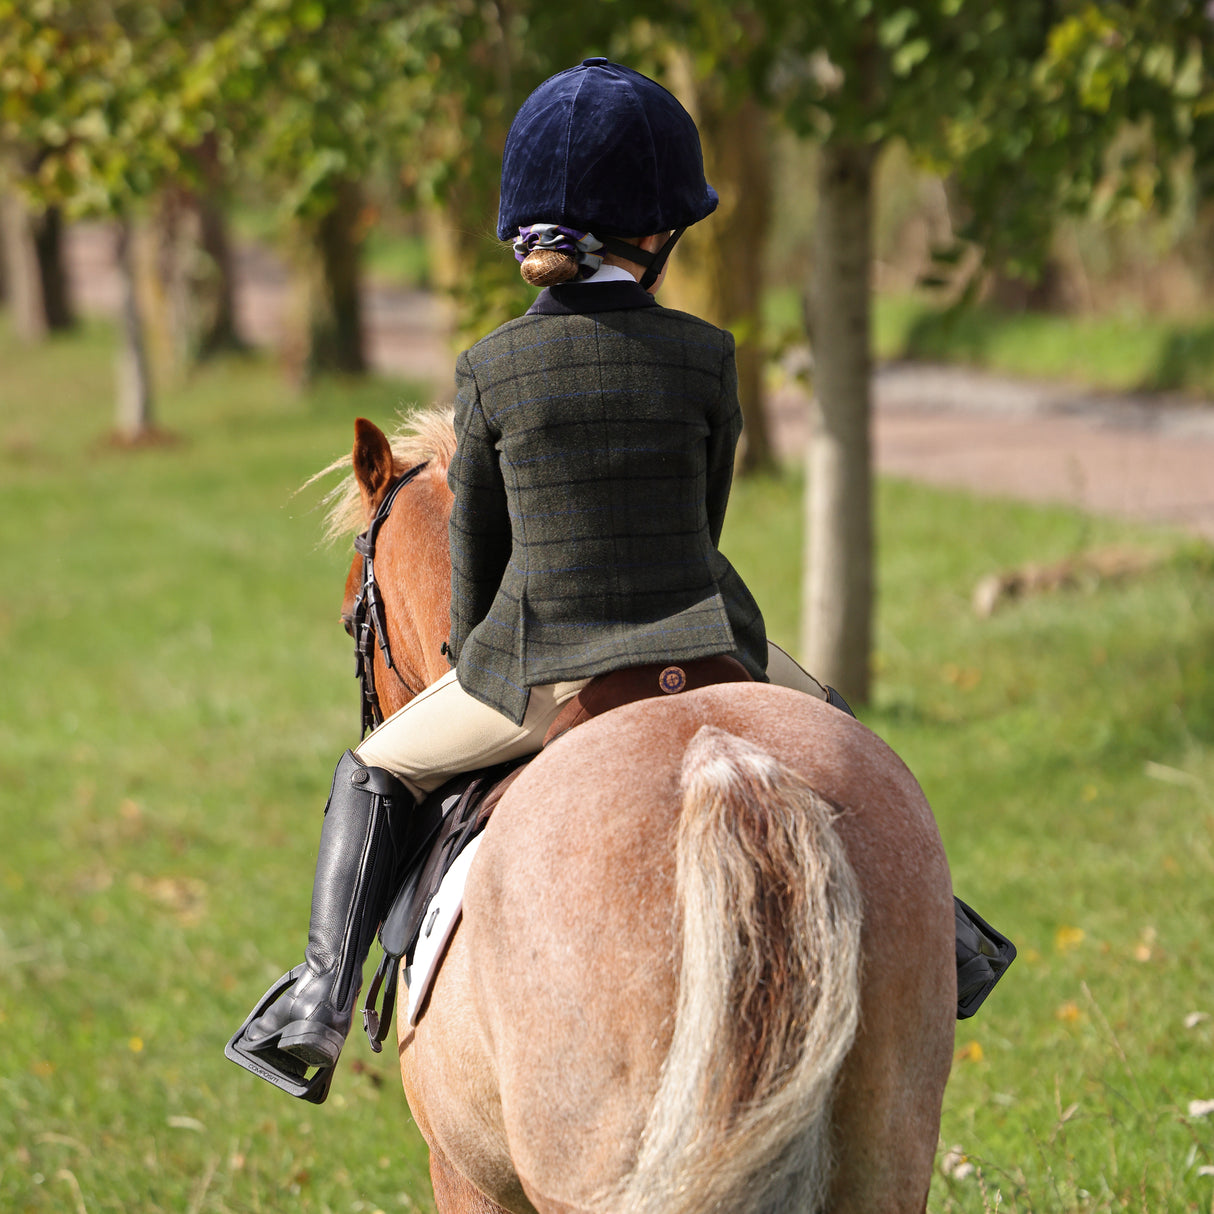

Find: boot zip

[334,796,385,1009]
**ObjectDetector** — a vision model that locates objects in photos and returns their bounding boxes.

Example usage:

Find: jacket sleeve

[705,329,743,548]
[447,350,512,663]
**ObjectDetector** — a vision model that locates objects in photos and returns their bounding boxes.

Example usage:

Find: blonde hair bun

[520,248,581,287]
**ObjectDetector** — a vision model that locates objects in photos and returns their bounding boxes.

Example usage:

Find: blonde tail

[608,726,863,1214]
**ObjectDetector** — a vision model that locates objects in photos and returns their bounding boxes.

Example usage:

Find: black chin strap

[597,228,686,290]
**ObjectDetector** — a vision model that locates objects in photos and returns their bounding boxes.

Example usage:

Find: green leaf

[296,1,325,32]
[892,37,930,77]
[878,8,918,49]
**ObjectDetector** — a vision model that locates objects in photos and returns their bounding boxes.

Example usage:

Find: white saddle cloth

[402,833,483,1025]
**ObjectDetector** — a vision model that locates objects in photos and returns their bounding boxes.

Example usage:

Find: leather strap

[544,654,752,747]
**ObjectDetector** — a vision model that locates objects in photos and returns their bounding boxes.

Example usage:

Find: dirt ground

[67,222,1214,543]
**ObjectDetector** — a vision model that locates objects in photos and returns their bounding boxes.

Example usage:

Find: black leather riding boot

[239,750,410,1069]
[955,897,1017,1018]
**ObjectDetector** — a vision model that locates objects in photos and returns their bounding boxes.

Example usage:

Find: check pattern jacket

[447,278,767,724]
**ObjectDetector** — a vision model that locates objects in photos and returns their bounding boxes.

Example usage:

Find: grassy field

[887,298,1214,400]
[2,318,1213,1212]
[762,287,1214,402]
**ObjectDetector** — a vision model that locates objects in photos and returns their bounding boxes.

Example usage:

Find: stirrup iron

[225,965,337,1103]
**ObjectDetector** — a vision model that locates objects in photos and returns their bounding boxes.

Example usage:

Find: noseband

[351,461,428,737]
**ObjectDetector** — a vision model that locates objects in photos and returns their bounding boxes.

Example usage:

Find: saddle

[361,655,754,1049]
[360,655,1017,1046]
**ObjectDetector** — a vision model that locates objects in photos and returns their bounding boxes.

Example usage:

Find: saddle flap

[380,761,523,960]
[405,834,486,1026]
[363,759,526,1050]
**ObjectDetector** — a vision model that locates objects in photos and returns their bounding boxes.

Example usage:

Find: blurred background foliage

[3,1,1212,401]
[1,0,1212,692]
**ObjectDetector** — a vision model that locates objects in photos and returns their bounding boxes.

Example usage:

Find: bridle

[350,461,428,737]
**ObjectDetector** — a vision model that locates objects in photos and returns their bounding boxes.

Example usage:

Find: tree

[0,0,237,439]
[749,0,1213,703]
[0,186,75,338]
[662,40,777,475]
[0,188,49,341]
[31,203,74,330]
[206,0,471,380]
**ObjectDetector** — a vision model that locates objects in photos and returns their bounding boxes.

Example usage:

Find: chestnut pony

[325,412,956,1214]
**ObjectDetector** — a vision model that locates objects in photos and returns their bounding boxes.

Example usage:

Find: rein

[351,461,429,737]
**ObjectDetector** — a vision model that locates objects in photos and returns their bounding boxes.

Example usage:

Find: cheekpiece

[497,58,719,240]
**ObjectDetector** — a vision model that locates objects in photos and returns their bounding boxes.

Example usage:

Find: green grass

[724,476,1214,1212]
[0,323,439,1213]
[764,285,1214,401]
[363,229,431,290]
[3,319,1214,1212]
[891,299,1214,400]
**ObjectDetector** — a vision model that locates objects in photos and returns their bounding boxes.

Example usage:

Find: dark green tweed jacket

[447,278,767,724]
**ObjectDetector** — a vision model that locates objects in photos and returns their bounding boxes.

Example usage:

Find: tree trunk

[192,132,247,358]
[195,191,245,357]
[801,142,877,704]
[0,191,48,342]
[114,218,156,442]
[150,187,198,383]
[663,58,776,475]
[32,205,75,330]
[986,253,1080,314]
[310,178,367,376]
[0,202,7,304]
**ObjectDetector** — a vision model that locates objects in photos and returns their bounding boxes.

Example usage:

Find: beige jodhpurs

[355,642,829,801]
[355,669,589,800]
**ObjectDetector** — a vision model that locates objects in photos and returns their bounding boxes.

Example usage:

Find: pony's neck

[377,462,456,709]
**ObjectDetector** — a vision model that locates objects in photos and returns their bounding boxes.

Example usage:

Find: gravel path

[773,365,1214,541]
[68,222,1214,542]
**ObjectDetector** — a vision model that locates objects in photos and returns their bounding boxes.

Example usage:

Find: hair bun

[520,248,581,287]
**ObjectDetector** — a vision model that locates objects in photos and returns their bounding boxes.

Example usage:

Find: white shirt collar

[582,264,639,285]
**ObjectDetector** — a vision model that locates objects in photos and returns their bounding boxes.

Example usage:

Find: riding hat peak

[496,58,718,242]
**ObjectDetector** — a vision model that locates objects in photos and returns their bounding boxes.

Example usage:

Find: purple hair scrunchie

[513,224,604,278]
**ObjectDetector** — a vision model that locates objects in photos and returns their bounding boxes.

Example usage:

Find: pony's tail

[610,726,863,1214]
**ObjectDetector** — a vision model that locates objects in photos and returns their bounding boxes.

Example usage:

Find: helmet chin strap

[596,229,686,290]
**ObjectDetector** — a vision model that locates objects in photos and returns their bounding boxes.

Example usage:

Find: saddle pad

[404,832,484,1025]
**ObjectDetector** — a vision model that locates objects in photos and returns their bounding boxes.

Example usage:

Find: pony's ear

[352,417,396,518]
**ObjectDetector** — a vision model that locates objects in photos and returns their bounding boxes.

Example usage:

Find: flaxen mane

[308,406,457,542]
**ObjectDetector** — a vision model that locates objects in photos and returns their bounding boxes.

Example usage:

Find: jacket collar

[526,280,659,316]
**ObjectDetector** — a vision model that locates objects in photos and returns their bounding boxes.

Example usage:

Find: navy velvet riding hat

[496,58,719,241]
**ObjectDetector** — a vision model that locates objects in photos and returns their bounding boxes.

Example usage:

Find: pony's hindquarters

[606,725,863,1214]
[401,686,954,1214]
